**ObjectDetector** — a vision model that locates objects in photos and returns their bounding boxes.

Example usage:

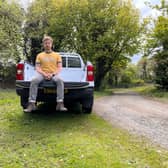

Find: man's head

[42,36,53,52]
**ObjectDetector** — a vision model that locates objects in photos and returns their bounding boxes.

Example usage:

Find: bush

[0,64,16,88]
[132,79,145,86]
[154,51,168,90]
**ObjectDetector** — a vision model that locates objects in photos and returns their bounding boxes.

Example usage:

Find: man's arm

[35,63,51,79]
[36,63,46,76]
[35,55,46,76]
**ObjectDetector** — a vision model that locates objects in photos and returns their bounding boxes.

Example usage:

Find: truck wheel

[82,107,92,114]
[81,96,93,114]
[21,96,28,109]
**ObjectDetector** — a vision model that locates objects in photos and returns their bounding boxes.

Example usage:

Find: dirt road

[94,91,168,149]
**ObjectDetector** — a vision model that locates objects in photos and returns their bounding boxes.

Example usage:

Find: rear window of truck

[68,57,81,68]
[62,56,81,68]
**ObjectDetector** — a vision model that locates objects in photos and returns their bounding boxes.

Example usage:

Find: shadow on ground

[113,91,139,96]
[34,102,82,115]
[8,102,90,135]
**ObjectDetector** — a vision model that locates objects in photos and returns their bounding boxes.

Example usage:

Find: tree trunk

[95,57,106,89]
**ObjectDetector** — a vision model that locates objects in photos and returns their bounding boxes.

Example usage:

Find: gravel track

[94,91,168,149]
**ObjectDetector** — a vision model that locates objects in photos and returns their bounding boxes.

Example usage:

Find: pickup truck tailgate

[16,81,89,89]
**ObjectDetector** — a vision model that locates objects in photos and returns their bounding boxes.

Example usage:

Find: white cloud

[133,0,161,18]
[18,0,33,10]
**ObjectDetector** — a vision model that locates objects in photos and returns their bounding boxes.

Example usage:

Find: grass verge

[94,89,113,98]
[0,89,168,168]
[131,85,168,102]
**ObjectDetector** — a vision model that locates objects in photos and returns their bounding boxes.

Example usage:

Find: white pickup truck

[16,52,94,113]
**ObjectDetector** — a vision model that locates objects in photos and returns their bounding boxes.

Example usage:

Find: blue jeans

[28,72,64,103]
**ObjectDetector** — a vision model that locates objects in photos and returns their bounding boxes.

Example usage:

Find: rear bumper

[16,81,94,102]
[16,80,90,89]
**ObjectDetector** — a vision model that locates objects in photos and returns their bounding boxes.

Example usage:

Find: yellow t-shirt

[36,52,62,73]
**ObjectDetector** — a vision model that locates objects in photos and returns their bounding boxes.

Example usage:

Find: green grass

[94,89,113,98]
[0,89,168,168]
[131,85,168,102]
[110,84,168,102]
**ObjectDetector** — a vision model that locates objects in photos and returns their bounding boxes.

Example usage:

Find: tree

[24,0,142,88]
[154,50,168,89]
[0,0,24,85]
[146,0,168,89]
[0,0,24,62]
[118,63,145,88]
[24,0,54,63]
[137,56,155,82]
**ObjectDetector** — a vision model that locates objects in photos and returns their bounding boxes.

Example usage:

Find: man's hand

[52,72,58,77]
[36,63,60,80]
[43,73,52,80]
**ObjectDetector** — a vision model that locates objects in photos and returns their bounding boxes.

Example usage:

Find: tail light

[16,63,24,80]
[87,65,94,81]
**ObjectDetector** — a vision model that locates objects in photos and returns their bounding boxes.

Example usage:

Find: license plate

[44,88,56,94]
[43,88,68,94]
[64,89,68,94]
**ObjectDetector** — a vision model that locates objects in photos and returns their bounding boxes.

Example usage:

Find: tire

[82,107,92,114]
[20,95,28,109]
[81,96,93,114]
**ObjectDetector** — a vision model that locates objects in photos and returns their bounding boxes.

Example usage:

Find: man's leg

[24,73,44,112]
[52,75,67,111]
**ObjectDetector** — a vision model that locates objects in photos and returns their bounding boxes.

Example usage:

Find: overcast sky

[133,0,160,18]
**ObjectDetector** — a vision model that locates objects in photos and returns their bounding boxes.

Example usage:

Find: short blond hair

[42,35,53,43]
